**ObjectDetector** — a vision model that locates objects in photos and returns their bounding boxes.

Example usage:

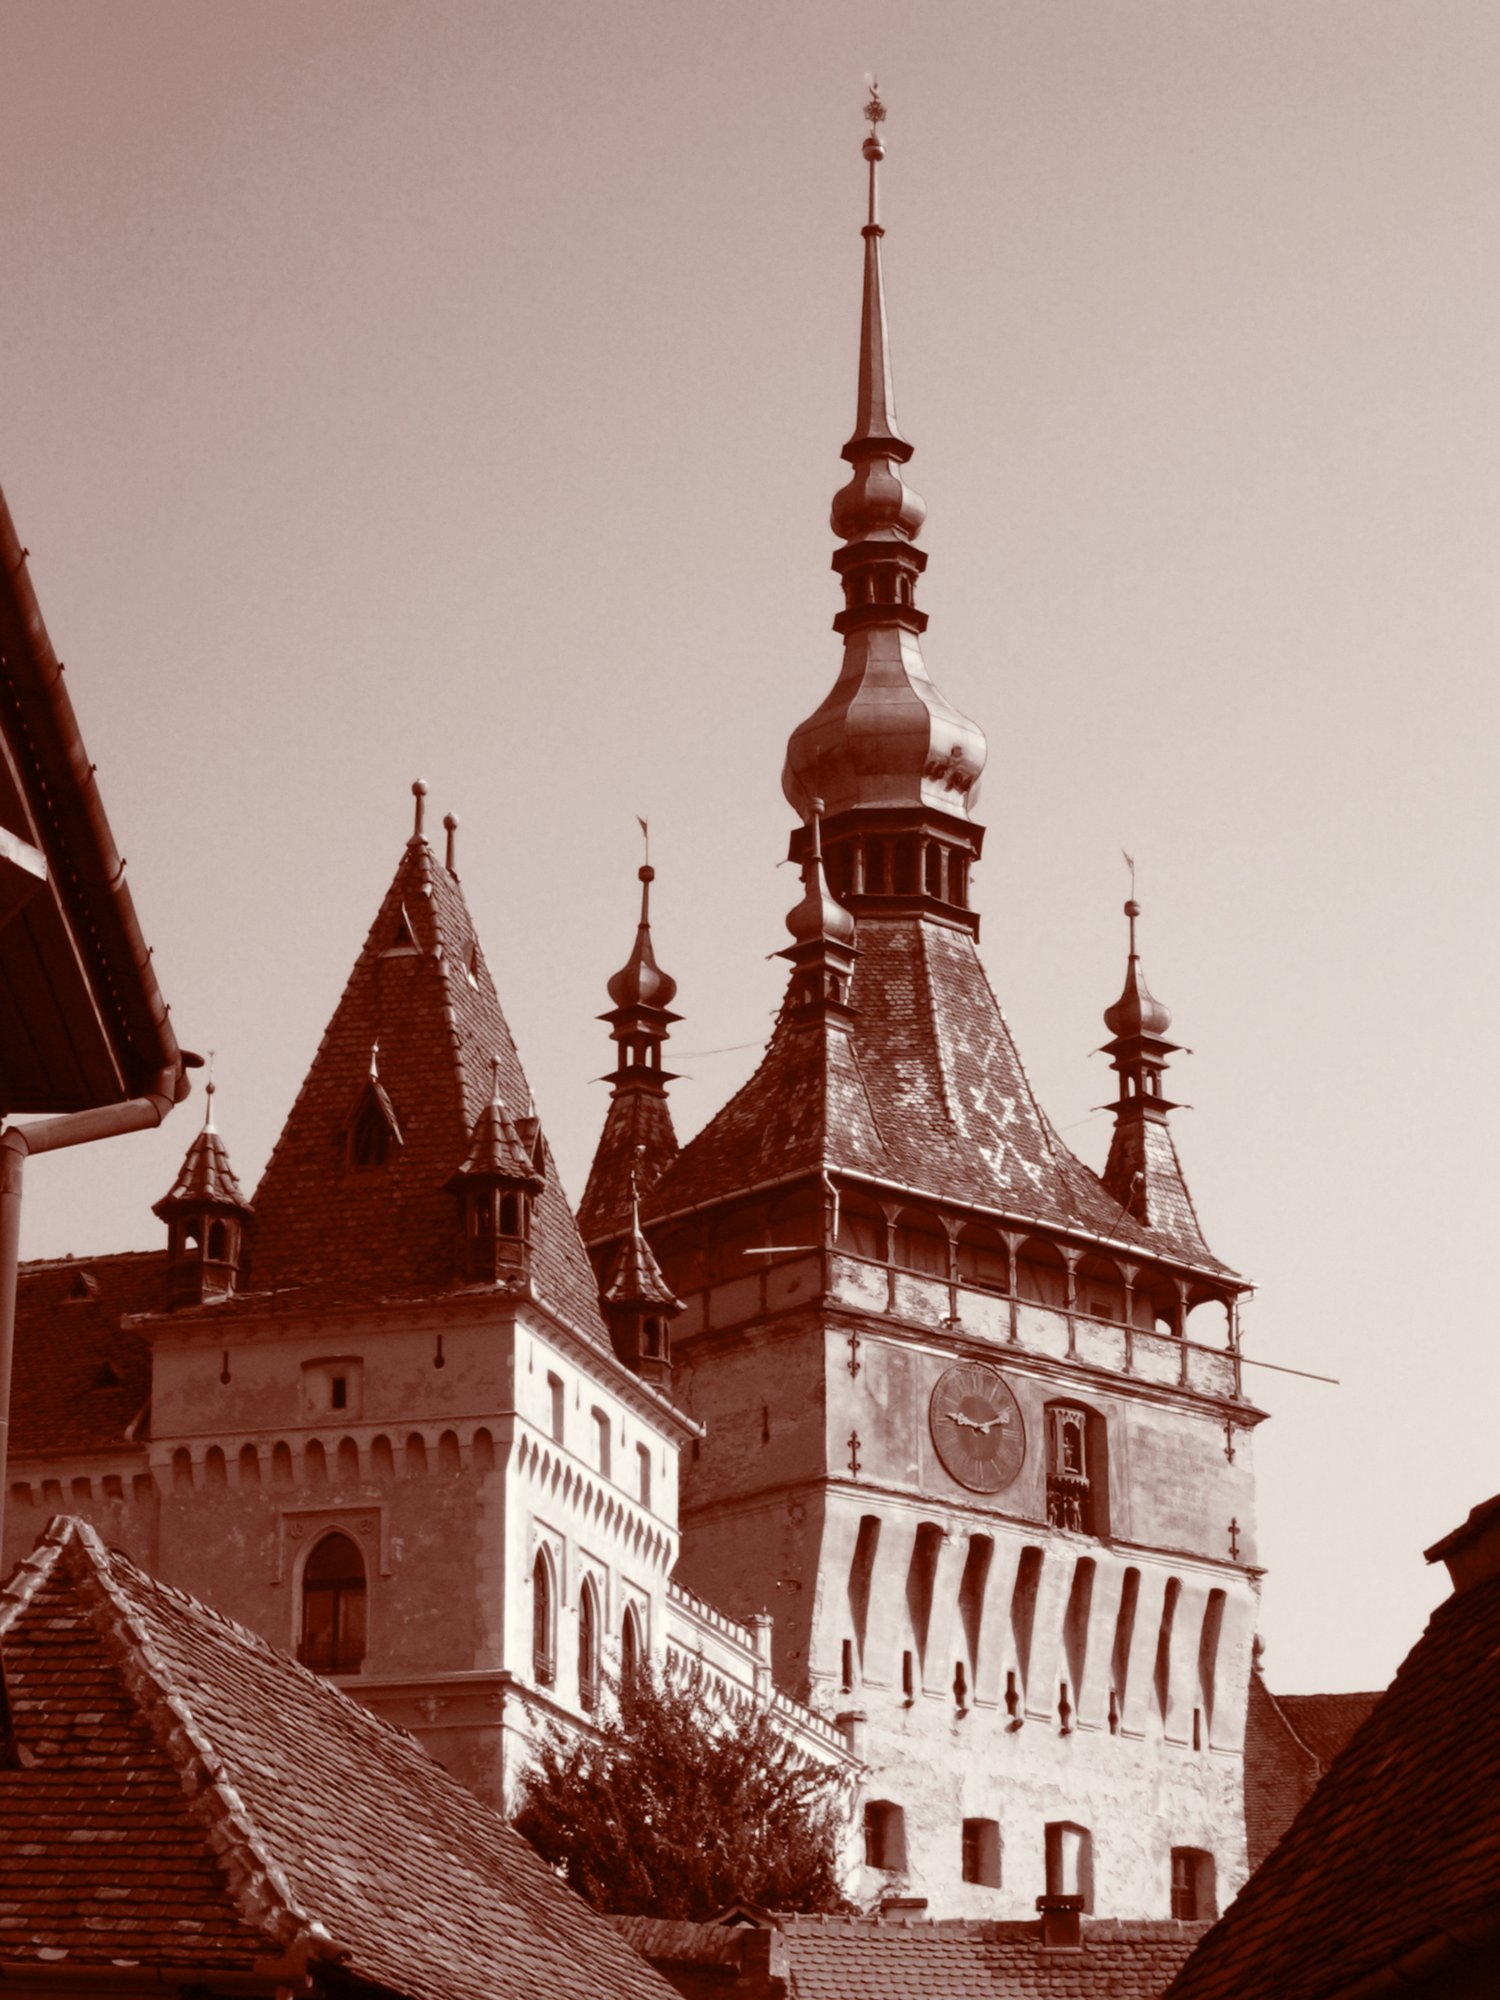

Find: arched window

[532,1550,556,1688]
[299,1532,367,1675]
[1045,1820,1094,1911]
[578,1578,600,1713]
[621,1604,644,1689]
[206,1218,229,1261]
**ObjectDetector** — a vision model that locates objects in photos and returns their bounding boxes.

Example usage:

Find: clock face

[929,1362,1025,1493]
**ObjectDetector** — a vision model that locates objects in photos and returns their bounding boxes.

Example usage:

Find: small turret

[1100,897,1188,1227]
[578,840,682,1250]
[600,1150,682,1387]
[152,1078,253,1308]
[601,859,680,1098]
[778,799,857,1020]
[447,1059,545,1286]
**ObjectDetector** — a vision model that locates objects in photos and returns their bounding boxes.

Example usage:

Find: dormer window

[346,1071,402,1170]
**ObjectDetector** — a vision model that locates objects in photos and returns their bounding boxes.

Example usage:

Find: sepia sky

[1,0,1495,1695]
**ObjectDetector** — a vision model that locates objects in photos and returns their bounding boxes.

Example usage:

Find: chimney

[1425,1492,1500,1594]
[1036,1894,1084,1950]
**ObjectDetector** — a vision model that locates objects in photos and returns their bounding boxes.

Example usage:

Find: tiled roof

[10,1251,164,1458]
[648,915,1236,1280]
[0,1518,678,2000]
[1271,1689,1380,1770]
[1168,1561,1500,2000]
[580,1088,679,1248]
[248,834,609,1340]
[152,1119,251,1214]
[614,1911,1208,1998]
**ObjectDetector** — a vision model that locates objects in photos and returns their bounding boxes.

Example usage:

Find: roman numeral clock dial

[929,1362,1026,1493]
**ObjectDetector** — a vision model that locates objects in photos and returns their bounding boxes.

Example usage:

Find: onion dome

[607,865,678,1013]
[782,86,988,897]
[785,804,856,949]
[1104,900,1174,1040]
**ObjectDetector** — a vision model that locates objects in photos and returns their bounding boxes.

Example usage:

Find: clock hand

[951,1410,1000,1435]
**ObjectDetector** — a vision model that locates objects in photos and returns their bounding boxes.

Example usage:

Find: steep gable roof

[0,1517,678,2000]
[1168,1557,1500,2000]
[249,832,607,1339]
[649,914,1236,1280]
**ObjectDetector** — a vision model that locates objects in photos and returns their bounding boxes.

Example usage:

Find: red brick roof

[1168,1563,1500,2000]
[153,1117,251,1215]
[579,1087,679,1248]
[615,1911,1209,1998]
[647,914,1235,1280]
[0,1518,678,2000]
[1270,1689,1380,1770]
[248,833,608,1339]
[9,1251,163,1458]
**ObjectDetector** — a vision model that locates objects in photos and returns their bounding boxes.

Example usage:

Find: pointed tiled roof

[648,913,1237,1280]
[580,1090,679,1247]
[153,1117,251,1217]
[1167,1525,1500,2000]
[0,1517,678,1999]
[249,831,608,1337]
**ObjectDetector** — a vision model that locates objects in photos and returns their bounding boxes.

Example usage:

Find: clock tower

[584,91,1265,1922]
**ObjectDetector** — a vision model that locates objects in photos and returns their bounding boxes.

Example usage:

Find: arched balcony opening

[834,1190,887,1263]
[299,1532,367,1675]
[956,1222,1009,1295]
[1135,1269,1183,1337]
[1076,1252,1125,1324]
[893,1205,948,1279]
[1016,1236,1068,1311]
[767,1187,823,1261]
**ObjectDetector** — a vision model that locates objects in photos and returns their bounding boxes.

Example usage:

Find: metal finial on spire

[443,812,459,874]
[203,1051,217,1132]
[862,78,886,222]
[490,1053,503,1105]
[411,779,428,841]
[369,1039,380,1080]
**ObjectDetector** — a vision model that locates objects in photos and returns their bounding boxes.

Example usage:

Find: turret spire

[782,89,988,928]
[1100,895,1189,1228]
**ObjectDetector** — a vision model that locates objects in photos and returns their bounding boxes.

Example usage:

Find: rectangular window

[841,1639,855,1691]
[637,1443,651,1507]
[1171,1848,1216,1921]
[331,1375,347,1410]
[863,1800,906,1872]
[547,1373,565,1444]
[962,1818,1001,1887]
[592,1408,611,1479]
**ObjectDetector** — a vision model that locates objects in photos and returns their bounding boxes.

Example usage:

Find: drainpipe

[0,1064,186,1557]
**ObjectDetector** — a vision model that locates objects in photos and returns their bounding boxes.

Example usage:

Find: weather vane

[863,76,885,128]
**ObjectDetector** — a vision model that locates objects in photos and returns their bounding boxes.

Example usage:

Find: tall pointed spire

[782,88,988,928]
[1098,895,1216,1256]
[578,839,681,1252]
